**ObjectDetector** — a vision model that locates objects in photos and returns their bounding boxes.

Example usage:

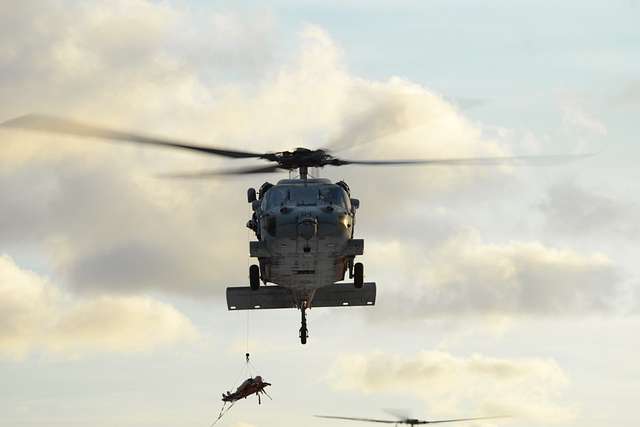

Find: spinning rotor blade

[1,114,266,159]
[335,153,592,167]
[315,415,510,425]
[315,415,397,424]
[418,415,511,424]
[2,114,594,175]
[158,164,280,178]
[325,93,421,153]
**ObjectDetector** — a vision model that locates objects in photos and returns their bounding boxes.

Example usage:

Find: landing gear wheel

[249,264,260,291]
[354,262,364,289]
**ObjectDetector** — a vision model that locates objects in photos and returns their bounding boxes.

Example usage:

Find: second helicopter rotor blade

[1,114,267,159]
[334,153,593,167]
[157,164,281,178]
[419,415,511,424]
[315,415,397,424]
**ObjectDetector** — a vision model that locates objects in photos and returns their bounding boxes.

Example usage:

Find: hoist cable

[210,401,236,427]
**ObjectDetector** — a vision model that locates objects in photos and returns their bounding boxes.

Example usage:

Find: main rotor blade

[315,415,397,424]
[335,153,592,167]
[315,415,511,425]
[384,408,411,421]
[157,164,281,178]
[1,114,267,159]
[325,93,421,153]
[419,416,511,424]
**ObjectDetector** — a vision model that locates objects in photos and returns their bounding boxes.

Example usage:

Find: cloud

[367,230,622,320]
[0,154,250,296]
[0,3,519,297]
[329,351,575,424]
[557,95,607,157]
[612,80,640,107]
[333,77,511,206]
[561,101,607,137]
[0,0,275,116]
[0,255,197,359]
[540,180,640,240]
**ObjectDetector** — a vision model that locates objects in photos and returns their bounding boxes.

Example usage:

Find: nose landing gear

[299,301,309,345]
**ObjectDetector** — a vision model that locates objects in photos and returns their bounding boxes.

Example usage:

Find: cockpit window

[319,187,350,208]
[263,185,350,209]
[264,187,288,208]
[289,187,319,205]
[264,186,319,208]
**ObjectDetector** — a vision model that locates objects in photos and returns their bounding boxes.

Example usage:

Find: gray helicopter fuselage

[248,178,363,304]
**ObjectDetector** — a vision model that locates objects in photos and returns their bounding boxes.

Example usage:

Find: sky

[1,1,639,426]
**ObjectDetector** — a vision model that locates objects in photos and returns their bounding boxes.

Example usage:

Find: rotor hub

[263,148,339,170]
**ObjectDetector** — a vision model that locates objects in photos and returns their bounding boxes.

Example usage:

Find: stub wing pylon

[226,282,376,310]
[226,282,376,345]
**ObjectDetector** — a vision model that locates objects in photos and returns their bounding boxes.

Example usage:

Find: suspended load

[222,375,272,405]
[210,353,272,426]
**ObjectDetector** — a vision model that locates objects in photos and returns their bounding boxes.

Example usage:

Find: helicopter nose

[298,216,318,240]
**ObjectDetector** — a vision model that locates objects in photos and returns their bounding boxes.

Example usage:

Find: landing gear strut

[249,264,260,291]
[299,302,308,345]
[353,262,364,289]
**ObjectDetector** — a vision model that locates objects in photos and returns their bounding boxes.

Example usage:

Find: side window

[264,187,288,209]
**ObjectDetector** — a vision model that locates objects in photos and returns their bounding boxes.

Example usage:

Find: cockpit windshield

[263,185,350,209]
[289,187,319,205]
[319,187,350,208]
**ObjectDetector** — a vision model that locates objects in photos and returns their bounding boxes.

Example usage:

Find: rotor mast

[299,166,309,180]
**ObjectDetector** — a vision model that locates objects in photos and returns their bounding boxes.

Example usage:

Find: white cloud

[540,180,640,240]
[0,255,197,359]
[329,351,575,424]
[1,2,621,326]
[558,94,607,147]
[612,80,640,107]
[367,230,621,319]
[0,4,516,297]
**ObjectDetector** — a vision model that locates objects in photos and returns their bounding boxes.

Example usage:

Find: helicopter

[1,114,589,344]
[315,412,510,426]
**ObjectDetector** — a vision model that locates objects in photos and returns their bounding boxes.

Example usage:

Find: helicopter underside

[253,235,364,303]
[228,235,372,344]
